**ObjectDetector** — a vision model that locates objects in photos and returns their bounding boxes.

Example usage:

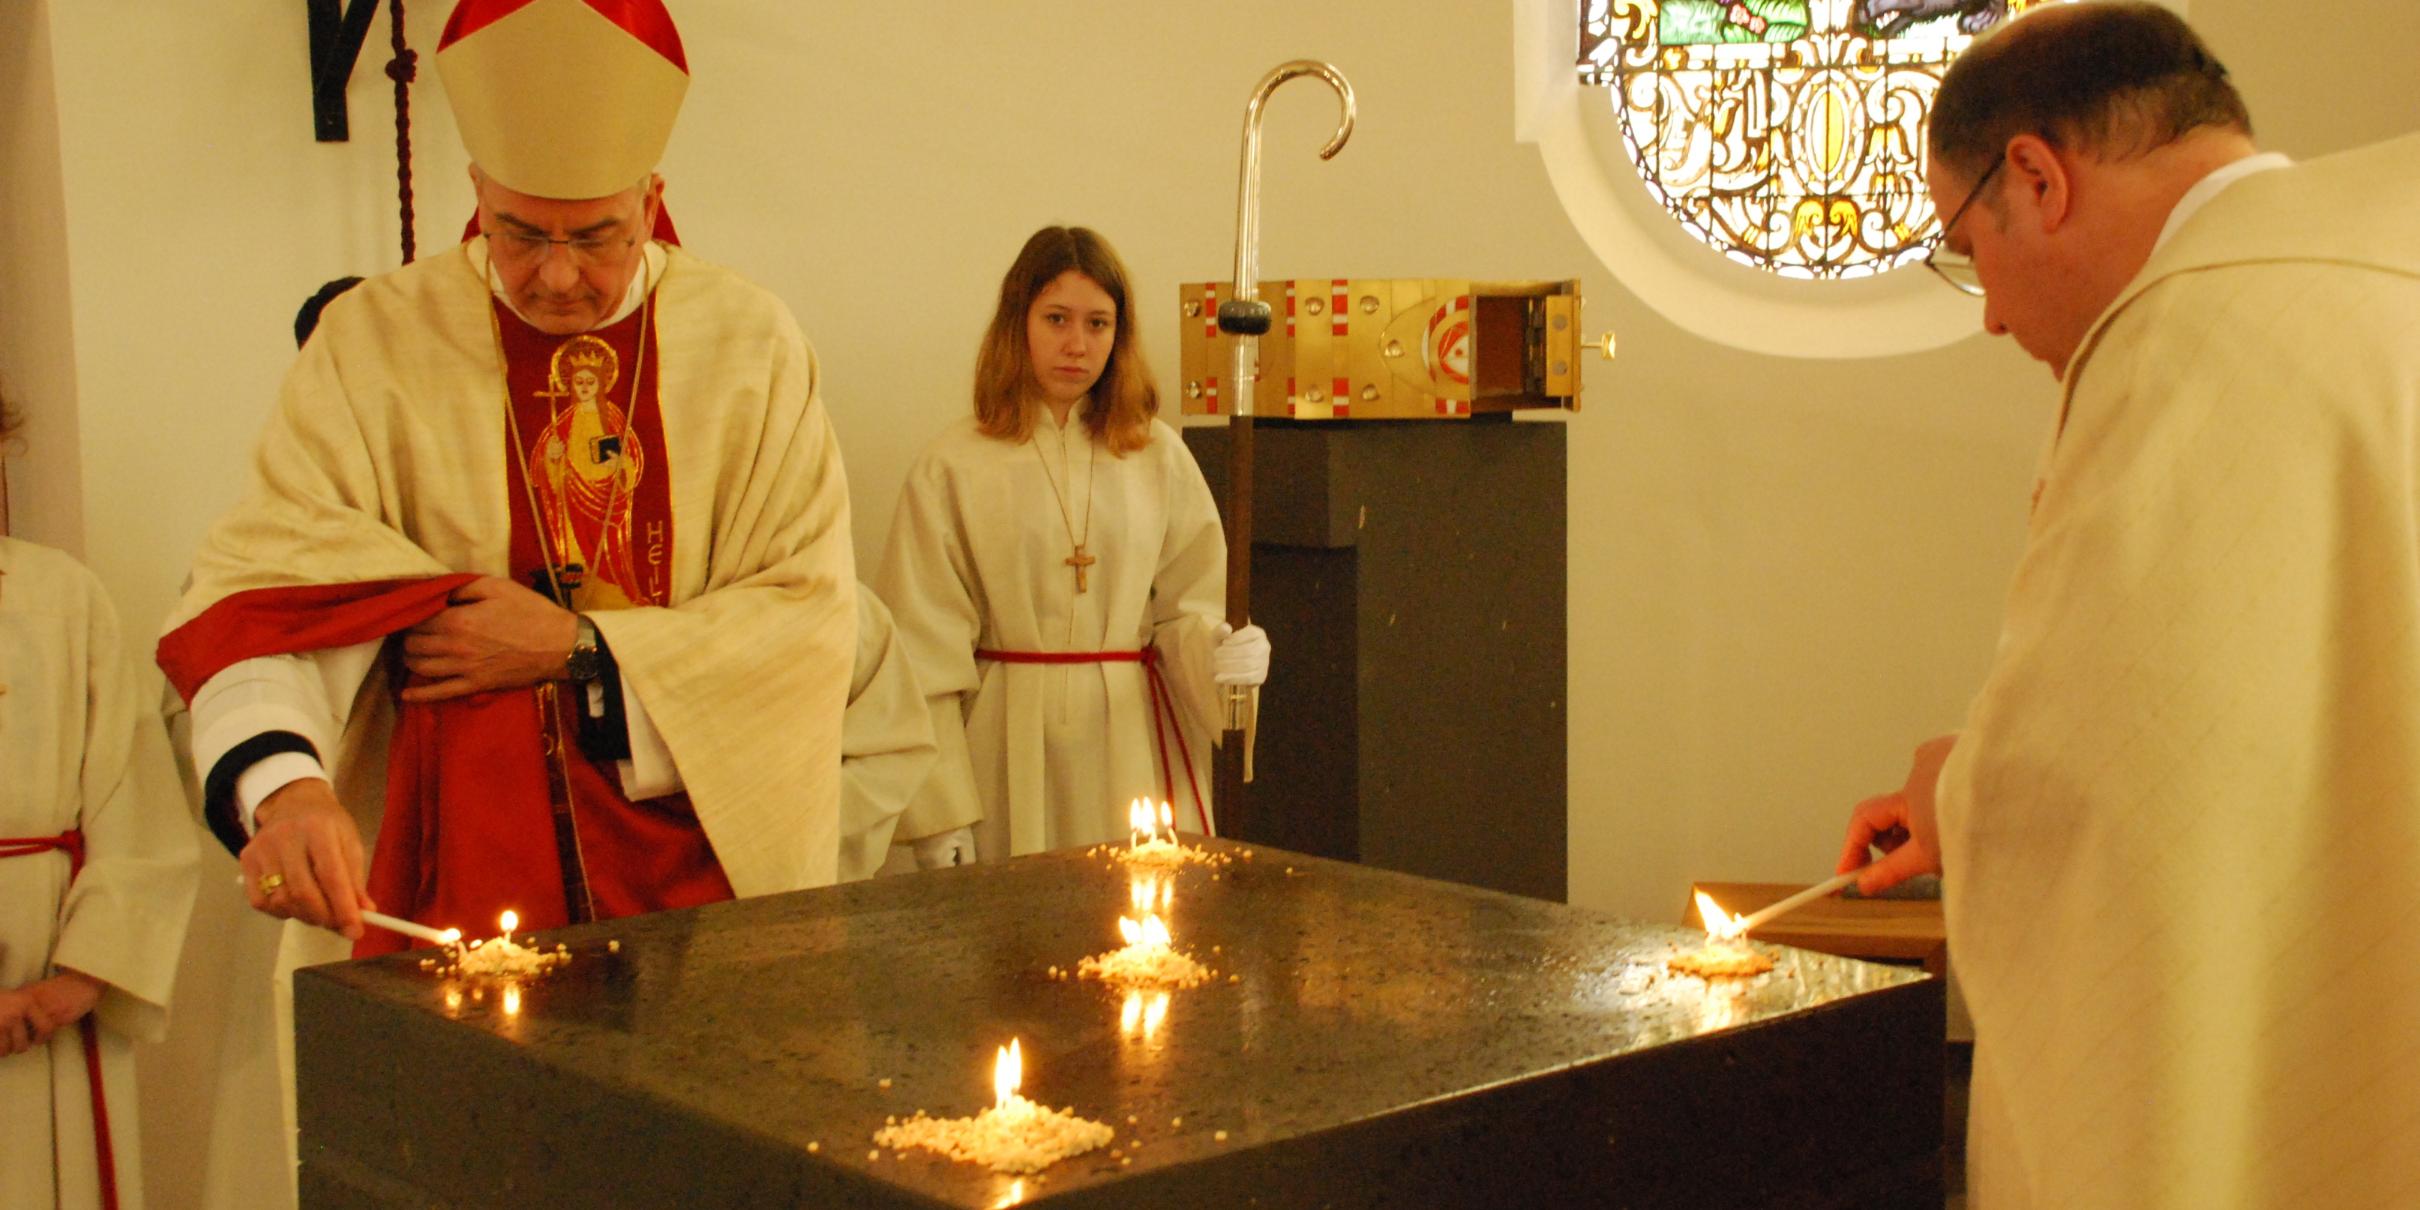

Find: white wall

[38,3,420,610]
[8,0,2416,952]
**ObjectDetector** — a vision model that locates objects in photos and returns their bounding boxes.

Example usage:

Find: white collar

[2154,151,2292,252]
[466,237,667,330]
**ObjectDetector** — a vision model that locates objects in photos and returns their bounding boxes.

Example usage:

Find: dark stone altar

[297,840,1942,1208]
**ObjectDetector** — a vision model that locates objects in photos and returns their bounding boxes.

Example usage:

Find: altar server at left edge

[156,0,858,957]
[4,396,203,1210]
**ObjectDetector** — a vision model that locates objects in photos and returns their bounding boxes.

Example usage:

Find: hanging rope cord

[386,0,417,264]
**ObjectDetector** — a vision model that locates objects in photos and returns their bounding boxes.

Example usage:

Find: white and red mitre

[437,0,689,200]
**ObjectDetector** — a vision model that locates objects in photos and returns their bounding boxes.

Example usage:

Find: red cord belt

[974,647,1210,834]
[0,829,118,1210]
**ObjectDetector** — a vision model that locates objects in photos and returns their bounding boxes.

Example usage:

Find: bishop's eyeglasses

[481,226,642,269]
[1923,154,2002,297]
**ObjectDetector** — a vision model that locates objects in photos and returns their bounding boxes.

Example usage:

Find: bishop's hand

[400,575,580,703]
[243,778,375,940]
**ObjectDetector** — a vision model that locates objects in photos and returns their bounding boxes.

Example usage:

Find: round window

[1579,0,2064,280]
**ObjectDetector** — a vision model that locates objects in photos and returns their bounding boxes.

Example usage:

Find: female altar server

[1,399,201,1210]
[877,226,1269,866]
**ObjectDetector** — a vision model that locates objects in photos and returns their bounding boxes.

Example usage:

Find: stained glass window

[1578,0,2061,280]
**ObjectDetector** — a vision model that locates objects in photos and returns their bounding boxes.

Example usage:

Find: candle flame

[1694,891,1745,942]
[1129,798,1180,846]
[499,909,520,936]
[993,1038,1023,1107]
[440,927,463,946]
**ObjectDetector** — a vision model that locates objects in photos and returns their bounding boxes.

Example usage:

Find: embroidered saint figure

[530,334,648,609]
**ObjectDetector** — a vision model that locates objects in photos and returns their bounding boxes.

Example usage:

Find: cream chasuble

[165,239,855,902]
[165,241,856,1209]
[1939,134,2420,1209]
[1,539,200,1210]
[876,413,1225,856]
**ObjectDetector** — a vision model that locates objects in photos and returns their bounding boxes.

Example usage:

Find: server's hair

[973,226,1157,455]
[1931,1,2250,183]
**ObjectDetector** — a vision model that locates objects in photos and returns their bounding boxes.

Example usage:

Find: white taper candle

[1731,871,1864,936]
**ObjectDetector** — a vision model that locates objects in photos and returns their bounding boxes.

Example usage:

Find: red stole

[485,296,730,946]
[156,300,731,959]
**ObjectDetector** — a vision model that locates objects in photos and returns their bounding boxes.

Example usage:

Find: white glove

[910,826,978,869]
[1213,622,1271,687]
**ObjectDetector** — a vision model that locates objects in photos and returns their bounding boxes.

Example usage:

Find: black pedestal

[1185,419,1567,901]
[297,841,1941,1208]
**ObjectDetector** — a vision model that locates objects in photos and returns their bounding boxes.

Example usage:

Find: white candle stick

[1730,871,1862,936]
[232,873,462,947]
[360,910,462,947]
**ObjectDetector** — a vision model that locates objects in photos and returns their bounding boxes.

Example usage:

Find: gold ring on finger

[258,872,287,896]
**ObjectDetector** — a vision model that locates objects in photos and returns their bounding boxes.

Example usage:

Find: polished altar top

[296,840,1941,1208]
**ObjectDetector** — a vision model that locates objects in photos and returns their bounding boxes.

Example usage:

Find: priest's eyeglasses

[1923,155,2003,297]
[482,227,641,268]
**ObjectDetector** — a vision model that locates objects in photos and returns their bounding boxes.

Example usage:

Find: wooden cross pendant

[1066,544,1097,594]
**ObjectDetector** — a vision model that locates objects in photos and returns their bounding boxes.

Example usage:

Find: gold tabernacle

[1178,278,1585,420]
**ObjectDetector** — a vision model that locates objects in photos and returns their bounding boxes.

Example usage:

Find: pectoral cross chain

[1034,428,1099,595]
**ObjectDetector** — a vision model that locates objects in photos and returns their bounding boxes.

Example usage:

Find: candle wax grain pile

[873,1099,1115,1175]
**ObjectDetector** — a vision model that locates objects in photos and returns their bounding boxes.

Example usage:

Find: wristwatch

[565,614,604,683]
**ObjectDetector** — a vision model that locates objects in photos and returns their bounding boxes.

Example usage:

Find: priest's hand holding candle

[1837,732,1955,896]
